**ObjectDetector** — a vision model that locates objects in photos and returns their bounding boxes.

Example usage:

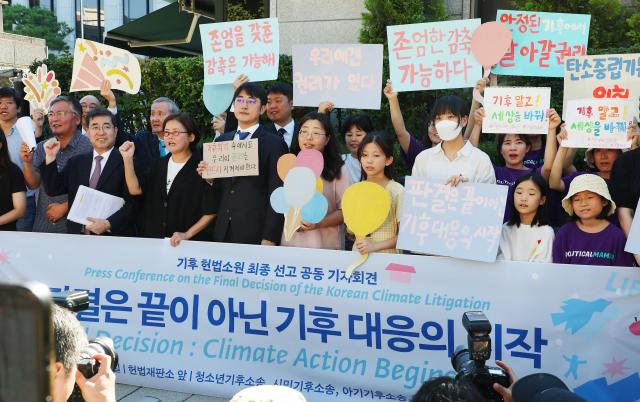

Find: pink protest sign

[483,87,551,134]
[386,19,482,91]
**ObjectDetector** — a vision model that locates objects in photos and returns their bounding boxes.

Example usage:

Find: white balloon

[283,167,316,207]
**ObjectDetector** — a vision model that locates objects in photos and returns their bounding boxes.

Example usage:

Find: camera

[451,311,510,401]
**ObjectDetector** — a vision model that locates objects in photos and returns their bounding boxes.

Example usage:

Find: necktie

[159,139,167,157]
[277,128,286,137]
[238,131,251,140]
[89,155,103,189]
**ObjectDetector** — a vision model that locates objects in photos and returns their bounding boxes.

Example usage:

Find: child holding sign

[553,174,634,266]
[353,132,403,254]
[282,112,351,249]
[411,95,495,186]
[498,173,554,262]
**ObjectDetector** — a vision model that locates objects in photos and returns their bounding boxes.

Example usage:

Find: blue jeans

[16,195,36,232]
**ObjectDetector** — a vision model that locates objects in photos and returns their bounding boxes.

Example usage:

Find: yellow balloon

[315,178,323,192]
[341,181,391,238]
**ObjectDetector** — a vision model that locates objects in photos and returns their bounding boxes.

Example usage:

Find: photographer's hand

[75,353,116,402]
[493,360,517,402]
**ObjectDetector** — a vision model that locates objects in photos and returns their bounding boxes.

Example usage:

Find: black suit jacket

[263,121,299,151]
[211,127,288,244]
[41,150,136,235]
[132,131,162,178]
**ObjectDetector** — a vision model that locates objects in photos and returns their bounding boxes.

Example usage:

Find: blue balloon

[301,192,328,224]
[270,187,289,214]
[202,83,235,116]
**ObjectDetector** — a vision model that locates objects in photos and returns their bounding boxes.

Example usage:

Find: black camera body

[451,311,510,401]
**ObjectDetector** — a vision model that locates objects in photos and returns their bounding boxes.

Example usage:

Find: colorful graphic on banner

[199,18,279,85]
[22,64,61,113]
[398,177,507,262]
[386,19,482,92]
[202,139,259,179]
[562,99,633,149]
[1,233,638,401]
[492,10,590,77]
[70,39,141,94]
[563,53,640,120]
[292,44,384,110]
[624,201,640,255]
[482,87,551,134]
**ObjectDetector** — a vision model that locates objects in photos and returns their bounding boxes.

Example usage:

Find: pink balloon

[296,149,324,178]
[471,21,513,68]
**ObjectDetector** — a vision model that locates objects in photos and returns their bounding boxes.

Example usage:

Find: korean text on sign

[562,99,633,149]
[397,177,507,262]
[492,10,590,78]
[482,87,551,134]
[199,18,279,85]
[563,54,640,120]
[202,139,260,179]
[386,19,481,91]
[292,44,384,110]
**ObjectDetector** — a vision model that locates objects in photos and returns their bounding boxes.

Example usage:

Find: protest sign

[398,177,507,262]
[387,19,482,91]
[22,64,61,113]
[482,87,551,134]
[563,53,640,120]
[202,139,259,179]
[2,232,639,401]
[199,18,279,85]
[292,44,383,110]
[562,99,633,149]
[70,39,141,94]
[493,10,590,77]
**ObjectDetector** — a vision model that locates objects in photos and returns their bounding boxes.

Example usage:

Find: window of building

[123,0,149,24]
[75,0,105,42]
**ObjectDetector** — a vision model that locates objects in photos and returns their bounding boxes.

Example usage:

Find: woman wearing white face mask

[411,95,495,186]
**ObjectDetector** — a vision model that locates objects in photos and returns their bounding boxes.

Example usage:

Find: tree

[2,5,73,52]
[227,0,264,21]
[510,0,640,49]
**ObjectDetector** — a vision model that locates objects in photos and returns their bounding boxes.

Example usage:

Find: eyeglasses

[299,130,326,138]
[163,130,189,137]
[234,97,258,106]
[47,110,76,119]
[89,124,114,132]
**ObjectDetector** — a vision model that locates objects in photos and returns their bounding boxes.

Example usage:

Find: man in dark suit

[211,82,288,245]
[41,108,136,236]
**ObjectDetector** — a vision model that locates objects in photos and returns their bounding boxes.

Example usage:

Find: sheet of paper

[202,139,259,179]
[15,116,37,150]
[67,185,125,225]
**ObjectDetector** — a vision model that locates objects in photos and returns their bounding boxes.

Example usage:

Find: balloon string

[472,67,491,105]
[346,236,369,278]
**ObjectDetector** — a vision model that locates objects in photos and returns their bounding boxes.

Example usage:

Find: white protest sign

[482,87,551,134]
[397,177,507,262]
[292,44,384,110]
[562,99,633,149]
[202,139,259,179]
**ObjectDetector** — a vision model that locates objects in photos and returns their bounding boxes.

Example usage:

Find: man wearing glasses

[39,108,136,235]
[208,82,288,245]
[20,96,93,233]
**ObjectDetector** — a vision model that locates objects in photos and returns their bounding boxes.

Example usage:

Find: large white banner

[1,233,638,402]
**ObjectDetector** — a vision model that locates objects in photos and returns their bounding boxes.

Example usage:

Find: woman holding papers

[0,129,26,230]
[119,113,214,246]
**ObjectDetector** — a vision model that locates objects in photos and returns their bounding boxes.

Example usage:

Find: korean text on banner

[202,139,259,179]
[563,99,633,149]
[492,10,590,78]
[199,18,279,85]
[292,44,384,110]
[482,87,551,134]
[386,19,482,92]
[3,232,639,402]
[563,53,640,119]
[397,177,507,262]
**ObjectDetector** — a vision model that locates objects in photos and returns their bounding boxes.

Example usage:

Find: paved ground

[116,384,228,402]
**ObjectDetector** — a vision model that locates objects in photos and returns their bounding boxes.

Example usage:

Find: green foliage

[510,0,640,49]
[227,0,264,21]
[2,5,73,52]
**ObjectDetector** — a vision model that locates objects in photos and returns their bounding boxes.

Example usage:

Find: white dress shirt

[274,119,295,148]
[411,141,495,184]
[233,123,260,140]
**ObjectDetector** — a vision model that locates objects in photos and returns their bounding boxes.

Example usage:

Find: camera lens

[451,345,470,373]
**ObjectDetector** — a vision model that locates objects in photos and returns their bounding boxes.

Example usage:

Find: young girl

[120,113,214,246]
[553,174,634,266]
[411,95,495,186]
[282,112,352,249]
[353,132,404,254]
[0,129,26,230]
[498,173,555,262]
